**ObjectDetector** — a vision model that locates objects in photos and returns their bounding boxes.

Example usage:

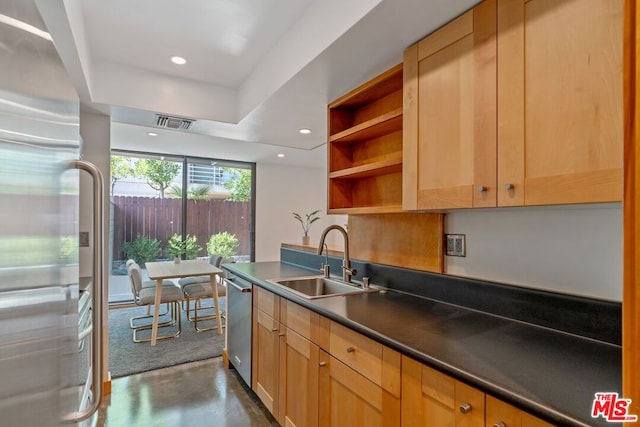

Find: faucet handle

[321,263,330,278]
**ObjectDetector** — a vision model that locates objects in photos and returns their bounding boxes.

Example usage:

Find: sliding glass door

[109,151,254,304]
[185,159,254,263]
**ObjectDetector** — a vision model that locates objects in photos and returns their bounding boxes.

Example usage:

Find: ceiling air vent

[156,114,194,130]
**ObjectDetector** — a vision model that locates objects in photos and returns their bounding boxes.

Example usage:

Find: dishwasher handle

[225,278,252,293]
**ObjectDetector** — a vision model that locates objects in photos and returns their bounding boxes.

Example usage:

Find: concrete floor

[97,358,277,427]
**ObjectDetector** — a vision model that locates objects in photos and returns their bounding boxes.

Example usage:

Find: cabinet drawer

[254,286,279,320]
[328,321,400,396]
[281,299,319,342]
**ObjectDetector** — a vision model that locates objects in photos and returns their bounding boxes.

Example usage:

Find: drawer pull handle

[346,346,356,353]
[278,333,285,337]
[459,403,472,414]
[319,361,327,367]
[493,422,506,427]
[477,185,487,193]
[504,183,514,190]
[271,327,278,332]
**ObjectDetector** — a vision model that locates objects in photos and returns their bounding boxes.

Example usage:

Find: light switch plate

[445,234,466,257]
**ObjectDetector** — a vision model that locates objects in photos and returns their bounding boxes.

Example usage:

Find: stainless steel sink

[267,276,376,299]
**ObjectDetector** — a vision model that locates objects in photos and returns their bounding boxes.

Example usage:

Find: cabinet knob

[319,361,327,367]
[346,346,356,353]
[493,422,507,427]
[271,327,278,332]
[459,403,473,414]
[504,183,514,190]
[477,185,487,193]
[278,333,285,337]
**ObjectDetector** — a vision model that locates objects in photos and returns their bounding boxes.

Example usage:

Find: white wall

[445,203,623,301]
[255,163,346,261]
[79,109,111,279]
[78,107,111,384]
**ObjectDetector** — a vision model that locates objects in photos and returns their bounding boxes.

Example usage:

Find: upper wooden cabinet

[327,64,404,214]
[403,0,623,210]
[497,0,623,206]
[403,0,497,210]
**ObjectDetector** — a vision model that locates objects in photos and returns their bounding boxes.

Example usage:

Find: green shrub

[167,233,202,259]
[122,235,161,265]
[207,231,239,258]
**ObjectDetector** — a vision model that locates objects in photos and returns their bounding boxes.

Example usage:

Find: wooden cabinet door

[402,355,455,427]
[486,395,554,427]
[319,350,400,427]
[521,413,553,427]
[402,356,484,427]
[455,381,485,427]
[279,327,319,427]
[252,307,281,416]
[404,0,497,210]
[497,0,623,206]
[486,395,522,427]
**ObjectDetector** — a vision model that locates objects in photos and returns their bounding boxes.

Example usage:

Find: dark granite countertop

[223,261,622,427]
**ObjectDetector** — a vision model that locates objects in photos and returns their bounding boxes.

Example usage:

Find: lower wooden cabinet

[401,355,553,427]
[252,306,281,415]
[252,288,552,427]
[319,350,400,427]
[279,327,319,427]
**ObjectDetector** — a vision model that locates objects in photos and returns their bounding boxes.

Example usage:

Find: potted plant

[167,233,202,263]
[167,234,185,263]
[293,210,320,245]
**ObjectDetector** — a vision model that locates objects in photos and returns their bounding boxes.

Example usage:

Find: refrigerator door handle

[62,160,105,423]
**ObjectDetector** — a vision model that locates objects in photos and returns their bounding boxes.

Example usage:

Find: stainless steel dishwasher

[224,274,252,387]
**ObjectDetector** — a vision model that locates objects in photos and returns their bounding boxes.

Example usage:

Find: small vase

[302,235,310,246]
[174,256,181,264]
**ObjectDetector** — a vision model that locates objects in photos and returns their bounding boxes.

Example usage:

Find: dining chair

[125,259,168,326]
[127,261,184,343]
[178,254,226,331]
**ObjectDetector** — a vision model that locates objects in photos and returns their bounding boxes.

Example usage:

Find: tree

[223,168,251,202]
[110,155,135,194]
[166,184,211,200]
[135,159,181,199]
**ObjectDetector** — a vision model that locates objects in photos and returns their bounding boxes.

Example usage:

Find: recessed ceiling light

[147,132,158,136]
[171,56,186,65]
[299,128,311,134]
[277,153,285,158]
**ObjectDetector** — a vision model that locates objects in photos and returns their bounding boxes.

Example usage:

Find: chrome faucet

[317,225,356,283]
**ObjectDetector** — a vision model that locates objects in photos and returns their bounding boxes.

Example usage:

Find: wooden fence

[111,196,251,261]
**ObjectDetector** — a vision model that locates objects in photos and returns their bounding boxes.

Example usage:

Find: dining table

[145,259,223,346]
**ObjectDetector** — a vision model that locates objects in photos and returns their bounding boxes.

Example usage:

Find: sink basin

[267,276,376,299]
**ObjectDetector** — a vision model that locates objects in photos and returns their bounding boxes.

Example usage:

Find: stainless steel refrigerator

[0,0,104,425]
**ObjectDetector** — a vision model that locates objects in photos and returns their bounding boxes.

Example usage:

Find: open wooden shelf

[328,205,404,215]
[329,109,402,144]
[329,155,402,180]
[327,64,404,214]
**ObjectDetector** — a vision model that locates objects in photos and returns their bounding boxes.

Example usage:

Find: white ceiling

[34,0,480,167]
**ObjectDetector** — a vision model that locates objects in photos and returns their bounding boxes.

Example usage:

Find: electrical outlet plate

[79,231,90,247]
[445,234,466,257]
